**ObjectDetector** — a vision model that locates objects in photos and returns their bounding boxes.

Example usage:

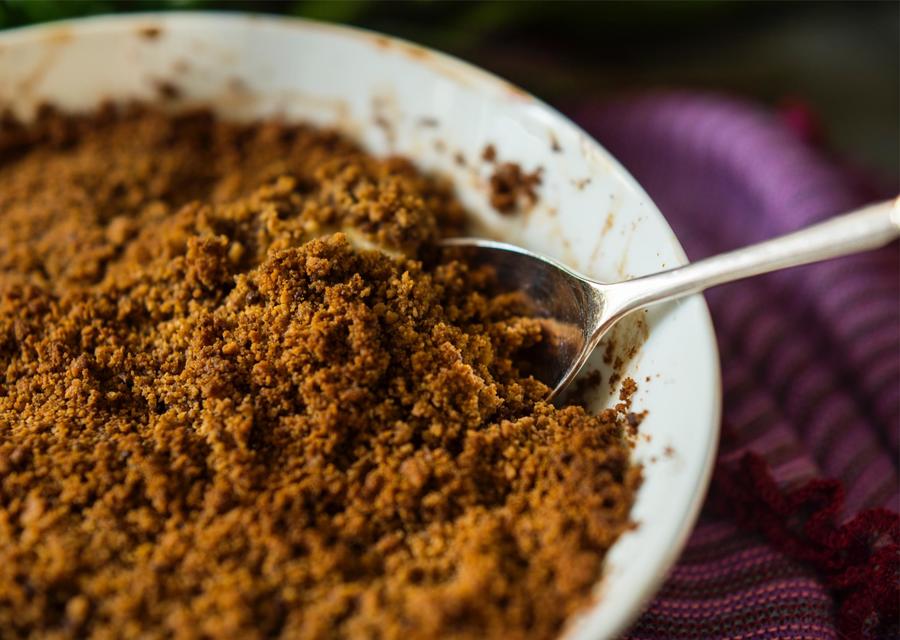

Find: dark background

[2,1,897,182]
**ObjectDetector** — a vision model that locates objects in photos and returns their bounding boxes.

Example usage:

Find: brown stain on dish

[453,151,466,167]
[14,28,72,106]
[578,133,615,175]
[417,116,439,128]
[549,133,562,153]
[600,312,649,393]
[334,25,487,92]
[373,114,394,148]
[151,79,182,101]
[400,42,429,60]
[45,27,73,46]
[227,76,250,94]
[502,80,531,101]
[602,340,616,366]
[137,26,162,40]
[572,177,591,190]
[172,59,191,74]
[608,356,624,390]
[365,32,476,89]
[587,212,615,269]
[371,34,429,61]
[602,212,615,236]
[371,93,401,150]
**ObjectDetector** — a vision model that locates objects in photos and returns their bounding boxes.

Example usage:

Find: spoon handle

[600,198,900,320]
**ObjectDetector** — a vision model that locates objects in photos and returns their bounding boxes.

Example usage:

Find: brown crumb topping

[0,105,638,640]
[488,162,543,214]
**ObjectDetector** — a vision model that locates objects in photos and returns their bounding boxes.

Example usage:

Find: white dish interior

[0,13,721,639]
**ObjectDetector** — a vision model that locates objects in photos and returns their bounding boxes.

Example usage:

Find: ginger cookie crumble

[0,105,639,640]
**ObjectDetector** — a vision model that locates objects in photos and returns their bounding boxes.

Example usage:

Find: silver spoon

[440,197,900,401]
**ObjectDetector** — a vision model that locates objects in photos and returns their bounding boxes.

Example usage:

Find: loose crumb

[619,376,638,406]
[488,162,543,214]
[479,144,542,214]
[626,411,648,435]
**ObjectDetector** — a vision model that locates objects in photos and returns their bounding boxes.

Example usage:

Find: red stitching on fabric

[714,452,900,639]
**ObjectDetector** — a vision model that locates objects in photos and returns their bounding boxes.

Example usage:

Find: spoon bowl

[439,238,602,398]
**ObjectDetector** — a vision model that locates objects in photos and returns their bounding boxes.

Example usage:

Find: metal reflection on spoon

[441,197,899,400]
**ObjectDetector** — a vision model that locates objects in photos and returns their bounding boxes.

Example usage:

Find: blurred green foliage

[0,0,722,24]
[0,1,738,50]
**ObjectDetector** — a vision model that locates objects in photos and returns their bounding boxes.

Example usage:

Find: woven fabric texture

[574,93,899,640]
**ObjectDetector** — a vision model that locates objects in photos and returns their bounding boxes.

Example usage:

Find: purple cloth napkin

[573,93,899,640]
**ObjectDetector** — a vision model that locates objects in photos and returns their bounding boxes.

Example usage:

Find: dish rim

[0,12,723,639]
